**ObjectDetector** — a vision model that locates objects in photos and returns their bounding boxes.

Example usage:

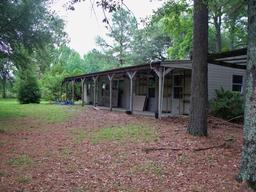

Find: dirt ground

[0,107,252,192]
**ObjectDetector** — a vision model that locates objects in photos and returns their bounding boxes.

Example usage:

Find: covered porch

[63,60,192,119]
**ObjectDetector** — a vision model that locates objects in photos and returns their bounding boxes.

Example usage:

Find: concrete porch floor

[86,105,174,118]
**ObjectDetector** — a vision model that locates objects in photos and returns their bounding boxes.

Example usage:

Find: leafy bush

[17,68,41,104]
[40,73,64,101]
[210,87,244,121]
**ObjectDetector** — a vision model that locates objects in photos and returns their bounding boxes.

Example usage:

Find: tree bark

[239,0,256,187]
[188,0,208,136]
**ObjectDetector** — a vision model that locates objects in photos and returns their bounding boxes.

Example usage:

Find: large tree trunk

[239,0,256,187]
[188,0,208,136]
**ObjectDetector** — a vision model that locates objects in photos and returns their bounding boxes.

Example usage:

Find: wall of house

[208,64,246,100]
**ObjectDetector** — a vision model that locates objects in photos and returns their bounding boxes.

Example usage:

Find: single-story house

[63,48,247,119]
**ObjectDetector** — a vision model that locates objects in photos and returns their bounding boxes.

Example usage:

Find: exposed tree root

[142,139,234,153]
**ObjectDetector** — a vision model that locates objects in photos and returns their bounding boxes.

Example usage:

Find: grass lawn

[0,99,79,133]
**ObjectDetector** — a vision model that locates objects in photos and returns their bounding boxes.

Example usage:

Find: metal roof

[208,48,247,69]
[64,48,247,82]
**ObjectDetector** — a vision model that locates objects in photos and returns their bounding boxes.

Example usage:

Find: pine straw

[0,107,252,192]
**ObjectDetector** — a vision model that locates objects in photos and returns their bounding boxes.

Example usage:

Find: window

[173,75,183,99]
[232,75,243,92]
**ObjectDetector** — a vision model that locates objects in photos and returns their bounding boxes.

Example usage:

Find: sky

[51,0,166,56]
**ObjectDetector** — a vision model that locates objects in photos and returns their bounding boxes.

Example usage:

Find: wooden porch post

[81,78,85,106]
[127,71,137,113]
[93,76,98,107]
[71,80,75,102]
[108,74,114,111]
[65,81,68,101]
[84,80,88,105]
[154,68,173,119]
[60,81,63,101]
[158,69,163,119]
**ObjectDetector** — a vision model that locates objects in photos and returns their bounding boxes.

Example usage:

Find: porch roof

[64,48,247,82]
[208,48,247,69]
[64,60,191,82]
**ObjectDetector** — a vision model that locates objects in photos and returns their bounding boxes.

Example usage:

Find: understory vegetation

[210,88,244,121]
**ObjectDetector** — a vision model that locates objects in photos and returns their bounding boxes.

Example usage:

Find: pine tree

[17,68,41,104]
[239,0,256,188]
[188,0,208,136]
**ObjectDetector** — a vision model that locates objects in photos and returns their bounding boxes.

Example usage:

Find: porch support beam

[71,80,75,102]
[108,74,114,111]
[127,71,137,113]
[65,81,68,101]
[153,67,173,119]
[93,76,98,107]
[153,68,163,119]
[60,82,63,101]
[84,80,88,105]
[81,78,85,106]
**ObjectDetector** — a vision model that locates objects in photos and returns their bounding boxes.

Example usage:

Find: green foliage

[40,73,64,101]
[131,22,171,63]
[0,0,66,61]
[17,68,41,104]
[150,0,247,57]
[151,0,193,59]
[96,7,137,66]
[83,49,118,72]
[210,88,244,120]
[40,46,85,101]
[39,46,120,101]
[0,0,66,101]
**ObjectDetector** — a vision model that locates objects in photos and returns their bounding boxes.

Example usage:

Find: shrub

[17,68,41,104]
[210,87,244,121]
[40,73,64,101]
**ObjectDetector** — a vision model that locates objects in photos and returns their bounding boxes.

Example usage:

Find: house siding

[208,64,246,100]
